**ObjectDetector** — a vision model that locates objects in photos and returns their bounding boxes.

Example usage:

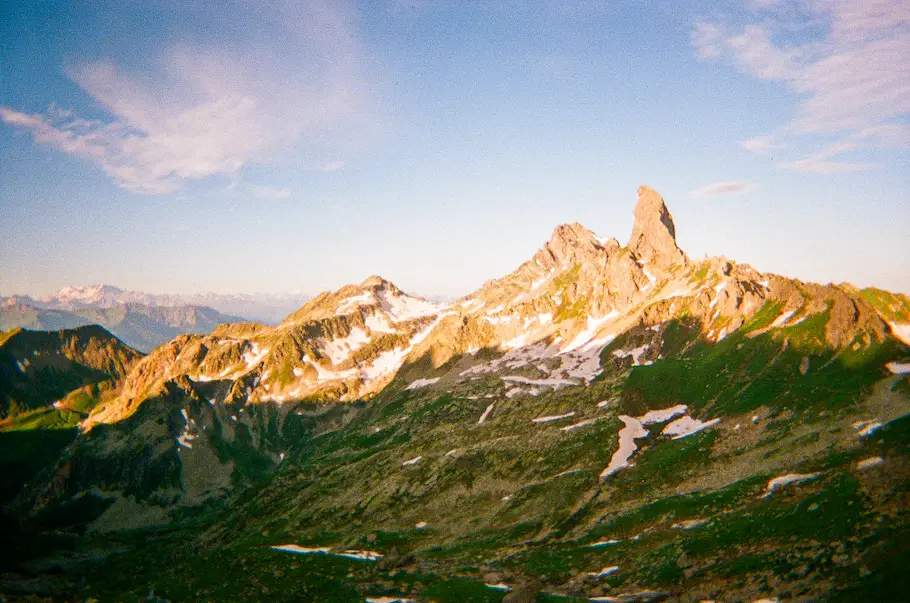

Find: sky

[1,0,908,298]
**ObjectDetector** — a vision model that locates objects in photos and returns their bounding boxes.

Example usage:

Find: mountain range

[2,186,909,602]
[0,298,244,353]
[0,286,314,352]
[21,285,311,324]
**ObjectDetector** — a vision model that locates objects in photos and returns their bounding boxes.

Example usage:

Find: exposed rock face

[77,185,909,437]
[628,185,687,269]
[83,277,452,428]
[533,223,607,270]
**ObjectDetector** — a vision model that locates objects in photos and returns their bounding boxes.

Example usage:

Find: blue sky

[1,0,908,298]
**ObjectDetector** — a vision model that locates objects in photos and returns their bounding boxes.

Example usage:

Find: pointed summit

[533,222,610,270]
[627,185,686,268]
[548,222,598,251]
[361,275,392,289]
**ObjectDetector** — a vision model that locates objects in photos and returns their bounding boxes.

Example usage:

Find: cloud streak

[691,180,758,197]
[0,1,372,194]
[739,135,782,152]
[693,0,910,171]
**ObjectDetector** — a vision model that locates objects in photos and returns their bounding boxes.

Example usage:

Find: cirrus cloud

[692,0,910,172]
[0,1,374,195]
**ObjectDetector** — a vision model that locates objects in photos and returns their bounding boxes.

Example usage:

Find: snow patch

[176,408,198,449]
[322,328,370,364]
[708,281,726,308]
[771,310,796,328]
[671,519,707,530]
[584,539,620,548]
[662,416,720,439]
[378,289,445,322]
[335,291,377,315]
[762,473,821,497]
[502,332,530,349]
[643,268,656,284]
[243,343,270,370]
[303,354,359,383]
[600,416,649,478]
[532,412,576,424]
[406,377,440,390]
[270,544,330,555]
[888,322,910,345]
[562,312,618,354]
[856,456,884,470]
[640,404,688,425]
[886,361,910,374]
[401,455,422,467]
[853,420,883,437]
[336,549,384,561]
[478,402,496,425]
[600,405,687,479]
[588,566,619,578]
[485,304,505,316]
[365,313,397,334]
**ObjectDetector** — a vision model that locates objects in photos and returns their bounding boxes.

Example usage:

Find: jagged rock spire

[627,185,687,268]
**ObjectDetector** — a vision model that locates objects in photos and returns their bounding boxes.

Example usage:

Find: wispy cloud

[739,135,783,152]
[779,157,876,173]
[691,180,758,197]
[693,0,910,171]
[0,1,373,194]
[778,123,909,173]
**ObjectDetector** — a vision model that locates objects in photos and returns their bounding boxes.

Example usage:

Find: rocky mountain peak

[49,284,123,305]
[533,222,608,271]
[360,275,401,295]
[548,222,599,250]
[360,275,389,288]
[628,185,686,269]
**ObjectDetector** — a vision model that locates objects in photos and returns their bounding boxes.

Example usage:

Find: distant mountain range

[6,284,311,324]
[0,286,312,352]
[0,299,243,353]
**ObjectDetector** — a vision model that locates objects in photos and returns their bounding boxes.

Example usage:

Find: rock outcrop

[628,185,687,269]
